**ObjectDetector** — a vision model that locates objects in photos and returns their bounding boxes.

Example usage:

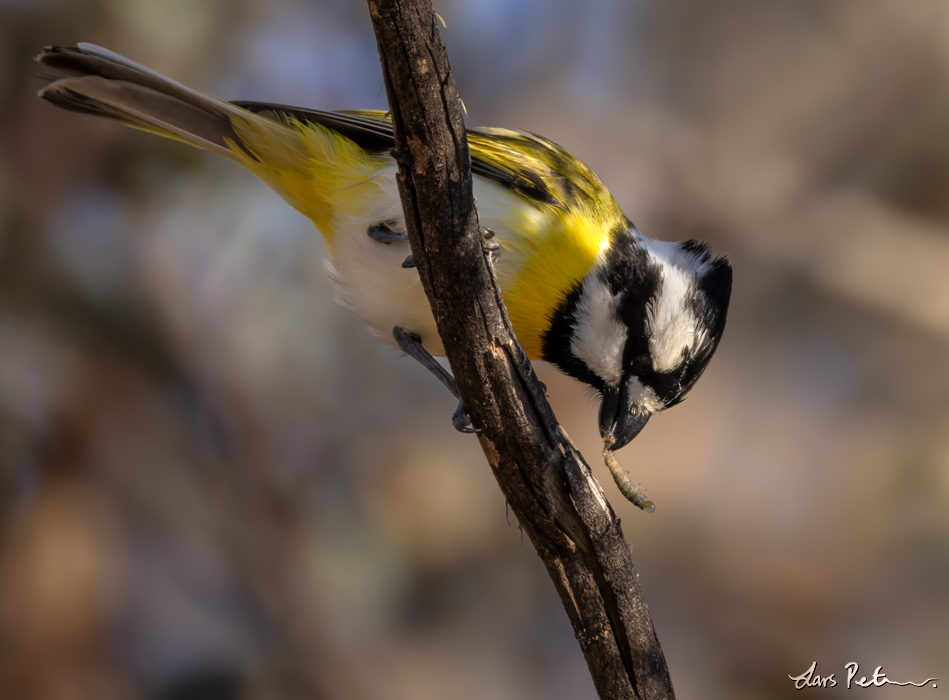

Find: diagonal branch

[367,1,675,697]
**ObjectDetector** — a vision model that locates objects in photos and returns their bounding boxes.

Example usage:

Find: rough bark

[367,1,675,697]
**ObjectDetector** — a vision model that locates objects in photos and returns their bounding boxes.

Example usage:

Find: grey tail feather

[35,44,253,162]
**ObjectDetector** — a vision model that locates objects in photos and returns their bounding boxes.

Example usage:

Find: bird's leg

[392,326,477,433]
[474,194,497,256]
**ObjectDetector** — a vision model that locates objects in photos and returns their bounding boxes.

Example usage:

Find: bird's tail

[36,43,265,163]
[35,44,390,238]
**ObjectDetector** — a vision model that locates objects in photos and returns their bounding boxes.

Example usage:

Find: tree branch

[367,2,675,697]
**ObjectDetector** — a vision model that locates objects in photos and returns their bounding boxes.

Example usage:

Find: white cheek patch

[570,275,626,385]
[643,242,708,373]
[626,376,664,414]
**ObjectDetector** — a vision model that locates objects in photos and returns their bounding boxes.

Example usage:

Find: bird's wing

[235,104,625,220]
[37,43,625,234]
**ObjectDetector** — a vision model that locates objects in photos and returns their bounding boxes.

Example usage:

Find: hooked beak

[598,382,651,450]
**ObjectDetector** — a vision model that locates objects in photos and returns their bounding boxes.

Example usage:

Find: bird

[36,43,732,452]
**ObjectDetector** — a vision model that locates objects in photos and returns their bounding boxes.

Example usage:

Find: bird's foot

[367,221,408,244]
[481,226,499,254]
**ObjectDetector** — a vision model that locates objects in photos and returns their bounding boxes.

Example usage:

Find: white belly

[325,216,442,352]
[323,168,538,356]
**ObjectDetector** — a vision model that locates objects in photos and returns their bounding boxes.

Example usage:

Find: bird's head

[542,228,732,450]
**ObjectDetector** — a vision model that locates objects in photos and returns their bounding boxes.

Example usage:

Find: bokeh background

[2,1,948,698]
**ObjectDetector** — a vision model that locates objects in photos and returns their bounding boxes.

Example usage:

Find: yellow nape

[504,204,613,360]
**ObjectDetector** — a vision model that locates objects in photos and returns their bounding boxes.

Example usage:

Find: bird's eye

[630,355,652,375]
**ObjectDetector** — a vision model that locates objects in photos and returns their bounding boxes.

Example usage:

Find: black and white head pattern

[542,228,732,415]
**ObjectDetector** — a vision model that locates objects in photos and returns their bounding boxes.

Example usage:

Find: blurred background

[2,0,948,698]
